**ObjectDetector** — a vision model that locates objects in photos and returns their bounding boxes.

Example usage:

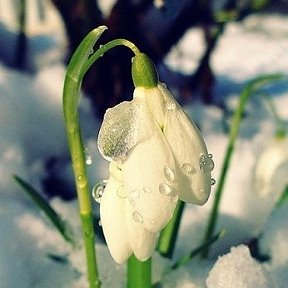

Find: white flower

[254,137,288,200]
[96,52,214,263]
[97,82,214,263]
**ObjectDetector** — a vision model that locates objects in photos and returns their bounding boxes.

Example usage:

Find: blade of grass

[13,175,75,245]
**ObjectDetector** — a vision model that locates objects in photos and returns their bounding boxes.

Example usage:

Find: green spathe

[132,53,158,88]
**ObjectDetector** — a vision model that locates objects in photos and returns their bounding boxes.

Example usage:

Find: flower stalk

[127,256,152,288]
[63,26,142,288]
[201,73,285,257]
[157,200,185,258]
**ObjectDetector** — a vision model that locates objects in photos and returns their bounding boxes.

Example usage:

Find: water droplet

[99,45,103,48]
[164,166,175,182]
[161,82,167,88]
[129,199,136,207]
[84,146,92,165]
[131,57,135,63]
[92,180,108,203]
[182,163,194,174]
[166,102,176,110]
[143,187,151,194]
[159,183,173,196]
[199,154,215,173]
[117,185,127,198]
[211,178,216,185]
[132,211,143,223]
[89,48,94,55]
[78,175,83,181]
[98,220,102,226]
[131,190,140,198]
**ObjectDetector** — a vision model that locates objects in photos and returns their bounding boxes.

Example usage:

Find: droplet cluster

[199,154,215,173]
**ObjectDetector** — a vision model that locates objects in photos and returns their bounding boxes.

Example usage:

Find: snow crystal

[206,245,268,288]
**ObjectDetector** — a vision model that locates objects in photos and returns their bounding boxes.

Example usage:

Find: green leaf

[276,184,288,208]
[66,25,107,81]
[172,230,225,270]
[13,175,75,245]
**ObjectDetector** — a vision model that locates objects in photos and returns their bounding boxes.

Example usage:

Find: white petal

[122,96,178,233]
[126,201,158,261]
[254,137,288,198]
[159,83,212,205]
[133,87,166,129]
[100,171,132,264]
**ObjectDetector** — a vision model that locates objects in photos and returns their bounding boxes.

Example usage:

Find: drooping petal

[158,83,213,205]
[126,200,158,261]
[123,92,178,233]
[100,166,132,264]
[254,137,288,199]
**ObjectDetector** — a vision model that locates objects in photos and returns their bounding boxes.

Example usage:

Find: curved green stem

[63,26,140,288]
[202,73,285,257]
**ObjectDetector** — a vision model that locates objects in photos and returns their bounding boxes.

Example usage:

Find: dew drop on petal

[160,82,167,88]
[143,186,151,194]
[199,154,215,173]
[164,166,175,182]
[98,220,102,227]
[92,180,108,203]
[129,199,136,207]
[132,211,143,223]
[211,178,216,185]
[117,185,127,199]
[159,183,173,196]
[182,163,194,174]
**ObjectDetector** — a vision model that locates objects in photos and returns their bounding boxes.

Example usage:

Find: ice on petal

[97,101,140,161]
[206,245,268,288]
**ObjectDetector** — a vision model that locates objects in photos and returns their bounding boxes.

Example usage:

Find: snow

[0,5,288,288]
[206,245,268,288]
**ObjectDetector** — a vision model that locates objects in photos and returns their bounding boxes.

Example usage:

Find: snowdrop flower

[254,136,288,200]
[96,53,214,263]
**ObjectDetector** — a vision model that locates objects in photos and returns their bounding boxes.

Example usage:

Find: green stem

[201,73,285,257]
[127,255,152,288]
[157,201,185,258]
[63,26,142,288]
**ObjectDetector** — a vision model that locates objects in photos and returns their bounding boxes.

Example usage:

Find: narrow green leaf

[172,230,225,270]
[13,175,75,245]
[276,184,288,208]
[66,25,107,81]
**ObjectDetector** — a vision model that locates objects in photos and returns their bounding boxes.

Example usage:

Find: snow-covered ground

[0,2,288,287]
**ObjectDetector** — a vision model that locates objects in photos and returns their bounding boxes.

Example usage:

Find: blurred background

[1,0,287,201]
[1,1,288,287]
